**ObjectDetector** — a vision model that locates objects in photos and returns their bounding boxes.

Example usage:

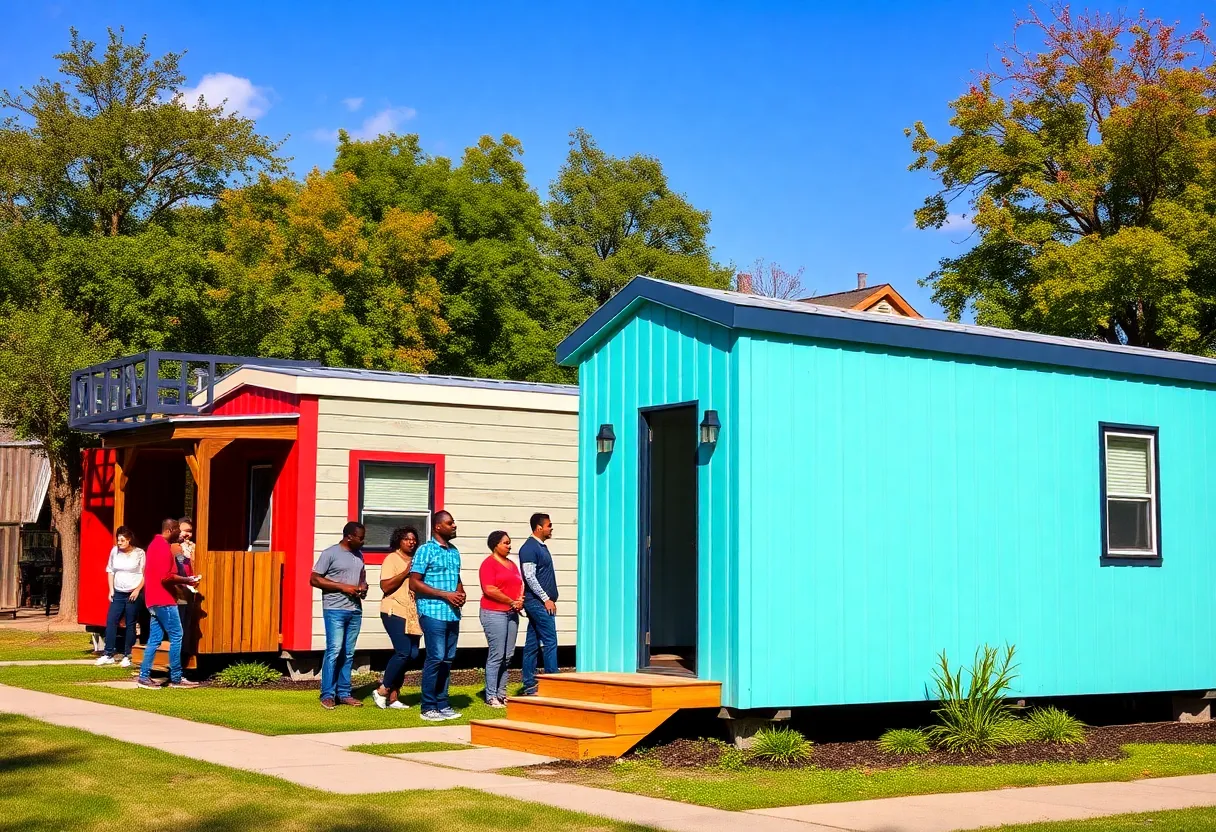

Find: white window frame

[1101,425,1159,559]
[358,461,434,552]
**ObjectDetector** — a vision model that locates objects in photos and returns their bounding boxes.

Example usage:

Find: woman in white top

[98,525,145,667]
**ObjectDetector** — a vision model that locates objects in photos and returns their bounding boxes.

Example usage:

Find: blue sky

[3,1,1210,317]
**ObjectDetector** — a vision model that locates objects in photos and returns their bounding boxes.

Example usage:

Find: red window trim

[348,450,445,565]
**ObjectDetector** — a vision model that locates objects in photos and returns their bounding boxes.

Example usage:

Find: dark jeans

[140,604,183,683]
[103,590,141,657]
[321,608,362,701]
[521,597,558,693]
[418,614,460,712]
[380,613,421,693]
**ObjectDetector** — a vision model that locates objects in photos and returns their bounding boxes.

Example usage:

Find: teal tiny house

[557,277,1216,711]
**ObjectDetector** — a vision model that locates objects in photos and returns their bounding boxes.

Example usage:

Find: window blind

[1106,436,1150,495]
[362,464,431,512]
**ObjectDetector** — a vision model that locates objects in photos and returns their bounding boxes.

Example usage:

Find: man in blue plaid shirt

[409,510,466,720]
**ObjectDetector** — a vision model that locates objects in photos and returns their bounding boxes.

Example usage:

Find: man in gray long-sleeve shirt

[519,512,558,695]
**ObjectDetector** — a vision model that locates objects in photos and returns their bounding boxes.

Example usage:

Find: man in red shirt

[137,518,201,689]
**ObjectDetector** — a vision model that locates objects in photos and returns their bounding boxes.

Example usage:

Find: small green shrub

[877,728,931,755]
[749,727,813,765]
[926,644,1025,753]
[717,744,749,771]
[350,669,381,689]
[1024,706,1087,744]
[211,661,280,688]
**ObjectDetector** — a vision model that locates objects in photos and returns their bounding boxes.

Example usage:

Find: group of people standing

[310,510,560,721]
[97,517,201,689]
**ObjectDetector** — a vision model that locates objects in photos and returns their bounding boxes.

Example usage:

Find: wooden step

[537,672,721,709]
[506,695,676,735]
[469,718,645,760]
[130,644,198,671]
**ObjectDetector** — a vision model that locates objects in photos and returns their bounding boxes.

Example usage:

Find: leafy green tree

[548,128,732,305]
[0,297,118,619]
[909,5,1216,351]
[335,132,592,382]
[0,28,285,620]
[0,28,283,236]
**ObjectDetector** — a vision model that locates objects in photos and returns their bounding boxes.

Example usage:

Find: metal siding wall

[737,333,1216,708]
[576,304,736,699]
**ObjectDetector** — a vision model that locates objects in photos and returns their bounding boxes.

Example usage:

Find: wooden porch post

[112,448,140,532]
[185,439,232,555]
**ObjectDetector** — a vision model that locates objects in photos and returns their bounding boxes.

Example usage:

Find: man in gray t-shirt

[309,522,368,708]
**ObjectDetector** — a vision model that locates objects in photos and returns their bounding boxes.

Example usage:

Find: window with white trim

[359,462,433,550]
[1101,427,1159,557]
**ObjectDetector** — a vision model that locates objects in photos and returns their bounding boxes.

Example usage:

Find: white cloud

[939,213,973,233]
[176,73,270,118]
[350,106,416,138]
[312,106,417,142]
[342,97,364,112]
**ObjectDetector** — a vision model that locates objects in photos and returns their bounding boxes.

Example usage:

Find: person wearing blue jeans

[410,511,466,721]
[321,608,362,703]
[519,513,559,695]
[418,614,461,714]
[136,518,200,689]
[310,523,369,709]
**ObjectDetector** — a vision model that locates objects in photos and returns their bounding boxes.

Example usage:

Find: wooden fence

[194,550,284,654]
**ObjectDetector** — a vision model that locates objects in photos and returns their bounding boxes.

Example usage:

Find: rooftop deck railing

[69,352,317,431]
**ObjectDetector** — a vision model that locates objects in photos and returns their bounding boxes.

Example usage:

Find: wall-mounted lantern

[700,410,721,445]
[596,423,616,454]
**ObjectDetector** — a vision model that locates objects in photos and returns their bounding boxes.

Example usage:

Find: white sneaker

[95,655,115,666]
[438,707,461,720]
[119,656,131,668]
[388,700,409,709]
[420,710,446,722]
[371,689,387,710]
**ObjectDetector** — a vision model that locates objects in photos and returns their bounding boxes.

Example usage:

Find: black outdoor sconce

[596,423,616,454]
[700,410,721,445]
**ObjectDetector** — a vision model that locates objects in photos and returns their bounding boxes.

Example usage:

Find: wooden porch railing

[193,550,285,654]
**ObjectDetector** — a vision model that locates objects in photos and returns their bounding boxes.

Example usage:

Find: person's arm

[106,572,115,601]
[129,551,145,597]
[408,573,457,601]
[310,572,359,596]
[380,560,408,596]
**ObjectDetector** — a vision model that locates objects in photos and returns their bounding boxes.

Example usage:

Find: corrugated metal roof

[557,277,1216,386]
[232,365,579,396]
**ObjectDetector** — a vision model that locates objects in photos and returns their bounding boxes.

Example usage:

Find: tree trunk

[49,468,83,624]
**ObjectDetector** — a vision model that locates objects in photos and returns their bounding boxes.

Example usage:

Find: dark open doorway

[638,403,698,676]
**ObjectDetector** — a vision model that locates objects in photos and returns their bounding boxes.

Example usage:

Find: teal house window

[1100,425,1160,559]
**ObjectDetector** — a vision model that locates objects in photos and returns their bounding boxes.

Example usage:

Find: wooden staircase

[470,672,721,761]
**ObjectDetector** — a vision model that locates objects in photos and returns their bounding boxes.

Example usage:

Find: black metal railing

[70,352,317,431]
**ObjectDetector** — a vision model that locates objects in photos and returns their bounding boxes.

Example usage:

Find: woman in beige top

[373,526,422,710]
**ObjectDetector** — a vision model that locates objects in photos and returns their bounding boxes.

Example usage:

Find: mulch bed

[543,721,1216,773]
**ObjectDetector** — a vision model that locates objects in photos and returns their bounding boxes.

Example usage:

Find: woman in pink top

[478,531,523,708]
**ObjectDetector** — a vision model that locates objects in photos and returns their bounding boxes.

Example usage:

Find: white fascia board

[208,368,579,414]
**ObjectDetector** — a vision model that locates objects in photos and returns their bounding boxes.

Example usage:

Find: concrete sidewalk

[0,684,813,832]
[5,683,1216,832]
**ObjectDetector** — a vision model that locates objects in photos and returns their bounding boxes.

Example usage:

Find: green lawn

[0,629,95,661]
[980,807,1216,831]
[509,744,1216,811]
[0,663,505,734]
[0,714,650,832]
[352,741,471,755]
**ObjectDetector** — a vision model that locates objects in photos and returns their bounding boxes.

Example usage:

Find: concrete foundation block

[718,707,793,749]
[1173,695,1213,723]
[282,651,321,681]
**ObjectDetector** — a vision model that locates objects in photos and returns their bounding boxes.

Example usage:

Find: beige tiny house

[204,366,579,654]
